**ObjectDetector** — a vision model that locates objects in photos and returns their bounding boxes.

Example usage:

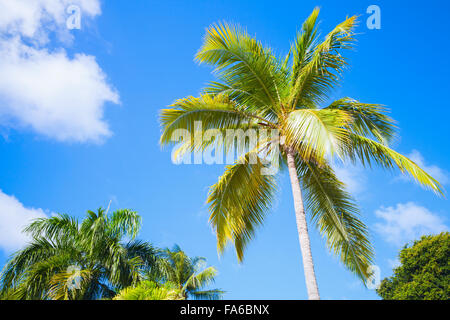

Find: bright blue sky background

[0,0,449,299]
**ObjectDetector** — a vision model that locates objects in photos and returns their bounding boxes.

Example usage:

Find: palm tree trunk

[286,148,320,300]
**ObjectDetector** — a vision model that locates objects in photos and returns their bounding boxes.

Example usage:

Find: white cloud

[406,150,448,185]
[0,190,50,253]
[334,163,366,195]
[0,0,101,42]
[374,202,447,245]
[0,0,119,143]
[0,38,119,142]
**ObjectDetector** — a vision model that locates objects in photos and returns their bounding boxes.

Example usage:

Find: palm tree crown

[159,8,442,299]
[154,245,223,300]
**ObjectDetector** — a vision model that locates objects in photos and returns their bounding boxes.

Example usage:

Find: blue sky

[0,0,449,299]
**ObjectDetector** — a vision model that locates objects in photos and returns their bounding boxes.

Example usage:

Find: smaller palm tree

[0,208,158,300]
[154,245,224,300]
[114,280,184,300]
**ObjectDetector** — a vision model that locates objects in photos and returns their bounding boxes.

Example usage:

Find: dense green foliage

[0,208,156,299]
[153,245,224,300]
[114,280,184,300]
[114,245,224,300]
[377,232,449,300]
[0,209,221,300]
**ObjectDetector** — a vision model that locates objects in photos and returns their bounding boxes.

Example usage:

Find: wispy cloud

[0,0,119,143]
[374,202,447,245]
[402,150,448,185]
[333,162,366,196]
[0,190,51,253]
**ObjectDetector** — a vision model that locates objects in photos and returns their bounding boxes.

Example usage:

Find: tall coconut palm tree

[0,208,158,300]
[154,245,223,300]
[159,8,443,299]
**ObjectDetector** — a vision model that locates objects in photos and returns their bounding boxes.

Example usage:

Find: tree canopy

[153,245,224,300]
[0,209,222,300]
[377,232,449,300]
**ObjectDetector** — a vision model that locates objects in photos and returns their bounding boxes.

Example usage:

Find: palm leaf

[196,22,286,114]
[108,209,142,240]
[207,152,277,260]
[183,266,218,292]
[326,97,397,144]
[291,7,320,82]
[289,14,357,108]
[347,134,443,194]
[283,108,352,161]
[295,156,374,282]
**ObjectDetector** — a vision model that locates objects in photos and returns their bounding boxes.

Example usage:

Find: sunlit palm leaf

[23,214,79,243]
[289,14,357,108]
[183,266,217,293]
[347,134,443,194]
[283,108,352,161]
[160,94,278,163]
[295,156,374,282]
[207,153,277,260]
[291,7,320,82]
[108,209,141,240]
[326,98,397,144]
[48,269,94,300]
[196,22,286,114]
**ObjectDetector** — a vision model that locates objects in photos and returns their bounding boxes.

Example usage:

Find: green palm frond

[295,156,374,282]
[48,268,94,300]
[23,214,79,243]
[183,266,220,297]
[347,134,443,194]
[291,7,320,81]
[108,209,141,240]
[283,108,352,161]
[80,209,108,252]
[207,152,277,260]
[20,252,74,299]
[203,81,270,115]
[154,246,222,300]
[160,94,275,160]
[196,22,287,114]
[0,286,27,300]
[125,240,159,267]
[1,238,61,291]
[289,14,357,108]
[326,98,397,144]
